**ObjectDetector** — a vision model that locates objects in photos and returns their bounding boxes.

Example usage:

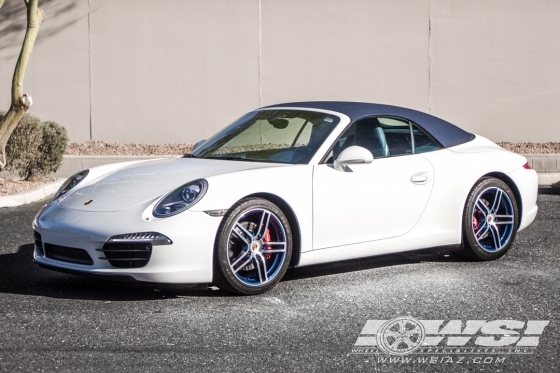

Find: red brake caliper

[263,228,272,259]
[472,215,479,230]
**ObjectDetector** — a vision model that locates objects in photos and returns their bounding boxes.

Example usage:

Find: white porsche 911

[33,102,538,295]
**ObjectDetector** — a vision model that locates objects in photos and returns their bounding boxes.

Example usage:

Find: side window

[328,117,439,162]
[377,117,413,156]
[332,117,390,160]
[412,123,442,153]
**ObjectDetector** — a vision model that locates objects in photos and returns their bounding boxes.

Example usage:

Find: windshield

[192,110,340,164]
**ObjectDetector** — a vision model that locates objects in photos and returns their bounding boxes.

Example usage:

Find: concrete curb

[0,179,65,208]
[537,173,560,187]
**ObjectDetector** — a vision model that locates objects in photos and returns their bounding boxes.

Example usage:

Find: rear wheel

[462,177,519,261]
[213,197,292,295]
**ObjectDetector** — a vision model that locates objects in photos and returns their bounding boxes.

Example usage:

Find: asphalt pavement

[0,194,558,372]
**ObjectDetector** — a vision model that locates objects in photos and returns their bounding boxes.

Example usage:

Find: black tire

[461,177,519,261]
[213,197,293,295]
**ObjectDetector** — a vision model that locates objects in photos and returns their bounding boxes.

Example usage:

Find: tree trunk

[0,0,44,170]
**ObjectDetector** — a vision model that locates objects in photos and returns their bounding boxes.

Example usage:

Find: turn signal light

[107,232,173,246]
[523,162,531,170]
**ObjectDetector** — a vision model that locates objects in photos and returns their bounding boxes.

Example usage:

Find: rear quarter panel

[412,136,530,243]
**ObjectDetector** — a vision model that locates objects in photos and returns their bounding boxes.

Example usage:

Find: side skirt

[297,234,461,267]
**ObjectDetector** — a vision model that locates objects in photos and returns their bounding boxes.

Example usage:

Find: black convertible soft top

[263,101,475,149]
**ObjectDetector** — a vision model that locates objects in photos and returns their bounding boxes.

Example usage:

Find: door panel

[313,154,434,249]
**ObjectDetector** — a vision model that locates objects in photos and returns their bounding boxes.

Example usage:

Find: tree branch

[11,0,43,109]
[0,0,44,169]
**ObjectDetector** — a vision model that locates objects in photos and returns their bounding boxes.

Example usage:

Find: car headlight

[53,170,89,200]
[153,179,208,217]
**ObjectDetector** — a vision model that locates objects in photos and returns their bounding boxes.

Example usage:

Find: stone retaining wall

[525,155,560,173]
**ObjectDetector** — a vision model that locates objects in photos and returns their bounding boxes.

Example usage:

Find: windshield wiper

[182,153,197,158]
[207,156,260,162]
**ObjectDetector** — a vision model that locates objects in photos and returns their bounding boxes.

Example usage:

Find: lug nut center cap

[251,241,262,252]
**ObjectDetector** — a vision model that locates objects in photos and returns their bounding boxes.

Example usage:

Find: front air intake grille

[44,243,94,265]
[34,231,44,256]
[98,243,152,268]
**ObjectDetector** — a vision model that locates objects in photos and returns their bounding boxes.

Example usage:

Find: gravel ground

[62,141,560,156]
[497,142,560,154]
[65,141,192,156]
[0,178,54,196]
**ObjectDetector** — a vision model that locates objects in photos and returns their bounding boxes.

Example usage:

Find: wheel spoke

[232,227,251,245]
[404,325,421,336]
[230,247,250,267]
[256,211,271,238]
[255,211,267,238]
[489,224,502,250]
[475,200,489,216]
[475,220,488,238]
[475,223,490,242]
[398,320,407,333]
[495,215,514,225]
[235,222,254,241]
[255,253,269,283]
[384,330,402,337]
[389,337,403,348]
[402,336,416,348]
[491,189,502,213]
[232,256,253,274]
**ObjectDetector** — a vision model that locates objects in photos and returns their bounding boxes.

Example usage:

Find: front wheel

[213,197,292,295]
[462,177,519,261]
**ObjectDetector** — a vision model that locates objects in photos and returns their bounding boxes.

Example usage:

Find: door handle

[411,172,430,185]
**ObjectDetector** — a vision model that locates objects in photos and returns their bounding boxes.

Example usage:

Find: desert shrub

[5,112,42,179]
[30,121,68,177]
[2,112,68,180]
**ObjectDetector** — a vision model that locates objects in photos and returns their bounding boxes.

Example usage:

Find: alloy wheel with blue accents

[227,208,287,287]
[471,186,515,252]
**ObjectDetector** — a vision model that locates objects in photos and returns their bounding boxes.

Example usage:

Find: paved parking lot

[0,194,558,372]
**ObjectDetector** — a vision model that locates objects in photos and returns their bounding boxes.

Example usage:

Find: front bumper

[33,201,223,284]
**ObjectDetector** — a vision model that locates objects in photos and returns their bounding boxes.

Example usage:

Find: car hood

[59,157,287,212]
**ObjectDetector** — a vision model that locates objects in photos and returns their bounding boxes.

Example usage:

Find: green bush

[2,111,68,180]
[30,121,68,177]
[5,112,42,179]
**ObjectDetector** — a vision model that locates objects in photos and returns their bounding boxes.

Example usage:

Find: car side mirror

[192,139,207,152]
[334,146,374,172]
